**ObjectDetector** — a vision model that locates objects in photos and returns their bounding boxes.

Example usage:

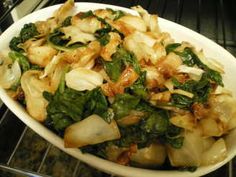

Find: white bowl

[0,3,236,177]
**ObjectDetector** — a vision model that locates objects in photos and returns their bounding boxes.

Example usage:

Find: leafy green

[102,56,124,82]
[8,51,30,72]
[172,73,211,106]
[9,37,24,52]
[112,93,140,119]
[175,47,223,86]
[129,71,148,99]
[84,88,114,123]
[79,10,94,19]
[171,94,193,109]
[113,124,149,148]
[143,113,168,134]
[165,43,181,54]
[47,30,85,51]
[106,8,125,20]
[20,23,39,42]
[102,47,141,82]
[61,16,72,27]
[9,23,39,52]
[163,124,184,149]
[44,86,112,132]
[115,47,141,74]
[94,22,112,46]
[97,33,110,46]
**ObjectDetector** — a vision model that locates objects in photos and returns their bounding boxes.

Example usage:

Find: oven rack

[0,0,235,176]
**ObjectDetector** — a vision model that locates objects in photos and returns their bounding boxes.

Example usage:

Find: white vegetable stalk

[65,67,103,91]
[0,60,21,89]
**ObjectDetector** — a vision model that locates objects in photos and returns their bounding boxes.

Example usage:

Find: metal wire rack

[0,0,235,176]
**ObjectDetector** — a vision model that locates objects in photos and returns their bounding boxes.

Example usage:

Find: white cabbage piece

[61,25,96,45]
[156,52,182,76]
[40,55,66,92]
[65,67,103,91]
[116,15,147,32]
[0,56,21,89]
[199,118,224,137]
[201,138,227,166]
[170,113,195,131]
[209,94,236,131]
[64,114,121,148]
[167,130,204,167]
[142,66,165,88]
[72,14,102,33]
[167,129,227,167]
[132,5,160,33]
[60,41,101,69]
[123,31,166,64]
[21,70,52,122]
[27,45,57,67]
[100,32,121,61]
[131,143,166,167]
[53,0,74,24]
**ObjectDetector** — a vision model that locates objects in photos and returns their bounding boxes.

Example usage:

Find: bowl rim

[0,2,236,177]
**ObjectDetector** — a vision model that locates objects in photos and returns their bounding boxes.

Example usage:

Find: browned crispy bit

[192,103,209,120]
[116,144,137,166]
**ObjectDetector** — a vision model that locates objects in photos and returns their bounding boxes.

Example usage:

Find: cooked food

[1,0,236,171]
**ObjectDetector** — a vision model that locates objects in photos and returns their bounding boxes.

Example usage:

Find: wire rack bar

[72,160,81,177]
[0,164,49,177]
[6,126,28,165]
[0,109,9,126]
[0,0,22,24]
[30,0,45,13]
[36,144,52,173]
[196,0,201,33]
[160,0,167,17]
[219,0,226,48]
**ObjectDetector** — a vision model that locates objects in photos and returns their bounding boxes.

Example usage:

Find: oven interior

[0,0,235,176]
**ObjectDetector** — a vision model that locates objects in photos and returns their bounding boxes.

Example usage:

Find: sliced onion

[131,143,166,167]
[65,67,103,91]
[171,89,194,98]
[117,110,144,126]
[64,114,121,148]
[40,55,61,79]
[0,59,21,89]
[177,65,204,81]
[197,51,224,74]
[201,138,227,166]
[164,79,174,91]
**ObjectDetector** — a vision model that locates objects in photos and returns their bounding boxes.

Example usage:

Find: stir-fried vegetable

[1,0,235,171]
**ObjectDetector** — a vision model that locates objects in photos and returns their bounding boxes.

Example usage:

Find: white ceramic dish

[0,3,236,177]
